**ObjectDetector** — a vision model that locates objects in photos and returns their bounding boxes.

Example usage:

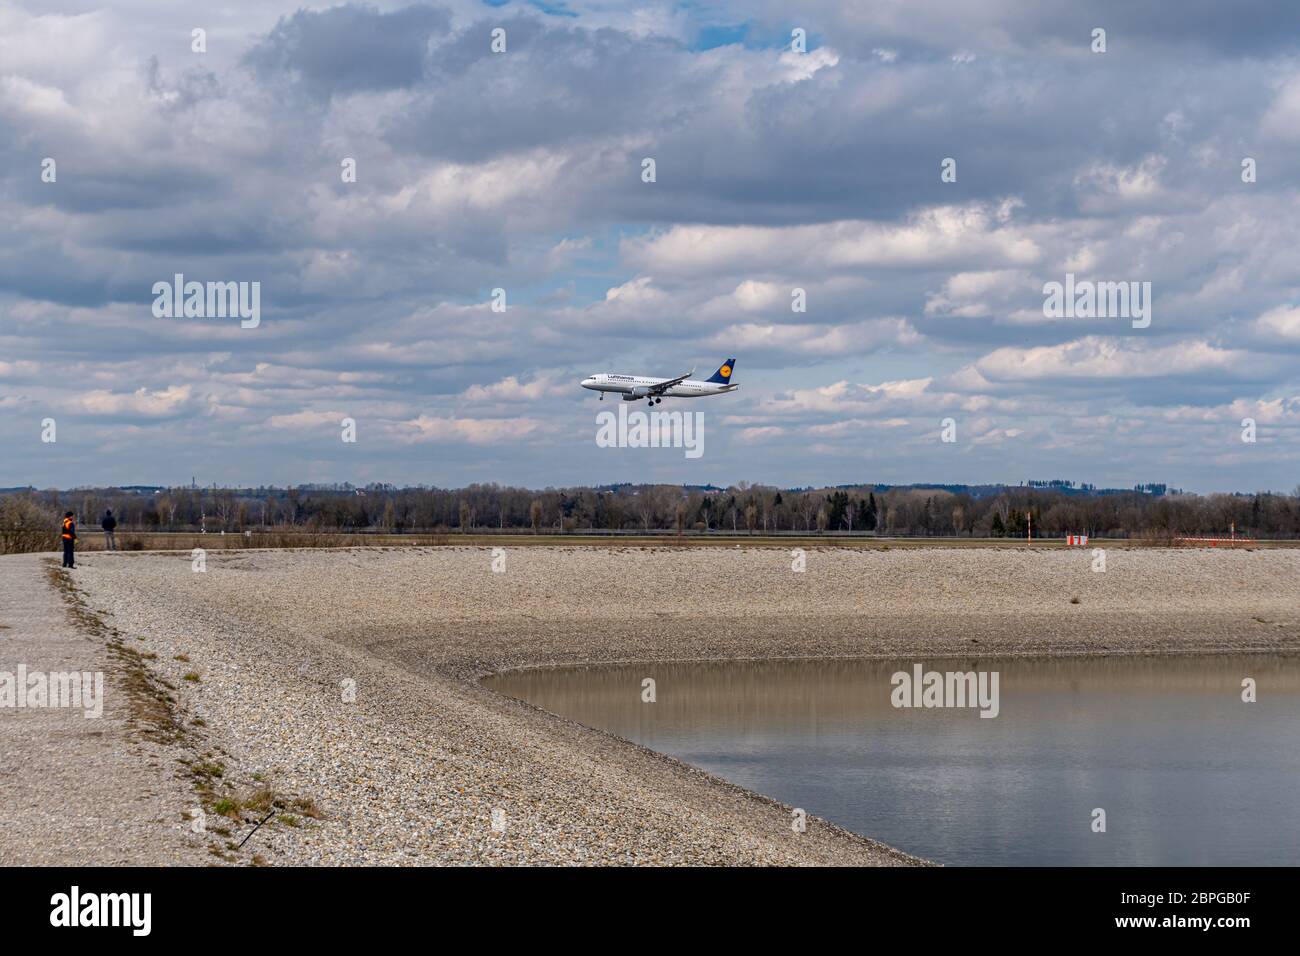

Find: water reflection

[487,655,1300,866]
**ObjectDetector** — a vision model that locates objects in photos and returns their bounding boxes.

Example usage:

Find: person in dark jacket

[101,509,118,551]
[61,512,76,568]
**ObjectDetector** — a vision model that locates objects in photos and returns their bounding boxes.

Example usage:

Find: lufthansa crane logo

[719,365,731,377]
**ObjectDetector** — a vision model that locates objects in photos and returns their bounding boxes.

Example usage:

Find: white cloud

[461,374,567,402]
[975,337,1250,382]
[396,415,547,445]
[626,204,1041,277]
[1254,304,1300,340]
[74,385,194,417]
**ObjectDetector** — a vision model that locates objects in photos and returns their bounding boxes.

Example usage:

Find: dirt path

[0,554,208,865]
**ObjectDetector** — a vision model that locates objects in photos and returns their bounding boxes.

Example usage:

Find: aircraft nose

[581,377,595,388]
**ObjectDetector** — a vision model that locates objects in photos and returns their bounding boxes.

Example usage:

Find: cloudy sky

[3,0,1299,492]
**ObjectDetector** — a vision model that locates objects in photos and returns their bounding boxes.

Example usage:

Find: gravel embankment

[7,545,1300,866]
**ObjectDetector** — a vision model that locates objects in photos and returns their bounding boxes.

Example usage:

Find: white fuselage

[581,373,737,399]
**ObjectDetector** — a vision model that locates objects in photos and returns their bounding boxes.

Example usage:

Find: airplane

[581,359,737,404]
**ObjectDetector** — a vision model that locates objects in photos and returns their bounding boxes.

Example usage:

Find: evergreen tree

[828,490,848,529]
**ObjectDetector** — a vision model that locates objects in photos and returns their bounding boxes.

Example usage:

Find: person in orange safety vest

[61,511,76,569]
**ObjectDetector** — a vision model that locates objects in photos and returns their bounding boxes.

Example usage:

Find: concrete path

[0,553,206,865]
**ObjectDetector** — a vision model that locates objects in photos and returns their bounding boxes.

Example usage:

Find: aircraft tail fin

[705,358,735,384]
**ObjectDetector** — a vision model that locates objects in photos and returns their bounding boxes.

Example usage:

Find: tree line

[4,482,1300,539]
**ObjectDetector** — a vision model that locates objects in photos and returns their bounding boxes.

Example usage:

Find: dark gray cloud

[744,0,1300,59]
[243,3,451,97]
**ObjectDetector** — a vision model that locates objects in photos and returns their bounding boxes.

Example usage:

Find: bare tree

[214,490,235,531]
[638,488,657,531]
[799,496,817,531]
[0,497,56,554]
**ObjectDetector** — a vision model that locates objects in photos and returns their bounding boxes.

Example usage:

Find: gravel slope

[8,545,1300,866]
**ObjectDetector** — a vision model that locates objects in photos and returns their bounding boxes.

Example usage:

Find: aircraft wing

[647,368,694,395]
